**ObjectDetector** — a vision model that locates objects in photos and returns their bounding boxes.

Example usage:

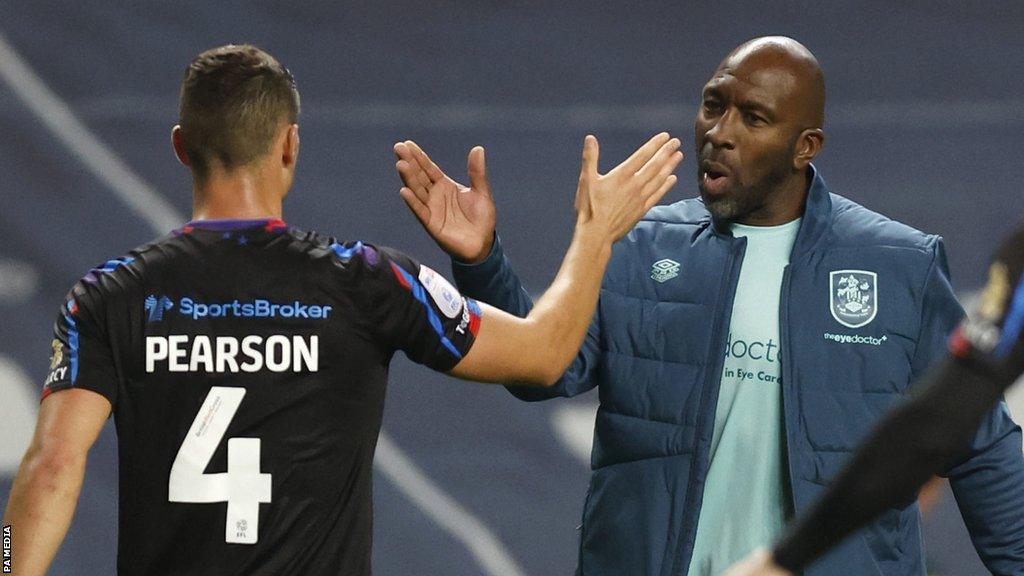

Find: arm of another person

[736,356,1016,576]
[449,234,602,400]
[449,226,607,386]
[918,240,1024,573]
[394,140,609,396]
[2,389,111,576]
[725,231,1024,576]
[725,355,1015,576]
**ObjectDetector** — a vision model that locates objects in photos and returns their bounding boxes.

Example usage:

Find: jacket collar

[708,164,832,258]
[792,164,832,257]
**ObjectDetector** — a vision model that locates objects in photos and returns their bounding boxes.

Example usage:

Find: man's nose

[704,109,736,150]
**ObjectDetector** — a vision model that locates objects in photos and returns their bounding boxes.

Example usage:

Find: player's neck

[191,168,284,221]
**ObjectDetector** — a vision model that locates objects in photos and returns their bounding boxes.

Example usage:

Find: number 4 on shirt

[168,386,272,544]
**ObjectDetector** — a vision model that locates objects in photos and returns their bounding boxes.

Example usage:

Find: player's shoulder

[283,227,419,283]
[67,234,175,308]
[827,193,939,255]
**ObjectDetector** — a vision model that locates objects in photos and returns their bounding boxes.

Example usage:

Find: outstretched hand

[394,141,497,264]
[574,132,683,242]
[394,133,683,260]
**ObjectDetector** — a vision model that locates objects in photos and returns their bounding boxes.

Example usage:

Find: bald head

[694,36,827,225]
[720,36,826,128]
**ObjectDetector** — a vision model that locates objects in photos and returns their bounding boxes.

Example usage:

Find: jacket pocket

[578,457,690,576]
[861,505,922,572]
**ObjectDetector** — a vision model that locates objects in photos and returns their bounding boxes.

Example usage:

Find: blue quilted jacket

[452,168,1024,575]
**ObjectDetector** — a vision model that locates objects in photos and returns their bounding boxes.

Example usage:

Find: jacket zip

[669,236,746,575]
[779,264,800,521]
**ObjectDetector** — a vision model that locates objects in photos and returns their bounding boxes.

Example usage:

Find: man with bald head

[696,37,825,226]
[397,36,1024,575]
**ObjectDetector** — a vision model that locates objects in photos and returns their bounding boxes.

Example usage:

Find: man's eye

[745,112,766,125]
[703,101,722,114]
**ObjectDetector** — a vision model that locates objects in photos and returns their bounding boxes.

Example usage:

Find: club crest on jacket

[830,270,877,328]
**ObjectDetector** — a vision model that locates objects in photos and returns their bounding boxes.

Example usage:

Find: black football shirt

[41,218,481,575]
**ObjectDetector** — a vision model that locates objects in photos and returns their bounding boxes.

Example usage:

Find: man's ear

[282,123,299,168]
[793,128,825,170]
[171,125,191,167]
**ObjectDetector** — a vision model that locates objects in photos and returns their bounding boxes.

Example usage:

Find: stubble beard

[699,162,792,224]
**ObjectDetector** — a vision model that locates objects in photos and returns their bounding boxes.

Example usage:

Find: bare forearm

[522,221,611,383]
[3,448,87,576]
[451,221,612,386]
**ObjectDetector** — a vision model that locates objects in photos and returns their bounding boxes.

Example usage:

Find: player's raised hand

[394,141,497,264]
[722,549,793,576]
[574,132,683,242]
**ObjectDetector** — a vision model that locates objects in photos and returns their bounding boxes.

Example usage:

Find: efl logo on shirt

[830,270,878,328]
[418,265,463,319]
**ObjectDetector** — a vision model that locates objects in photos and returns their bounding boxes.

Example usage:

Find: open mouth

[701,162,731,194]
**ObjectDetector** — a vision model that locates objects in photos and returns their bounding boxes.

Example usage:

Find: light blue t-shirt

[687,218,801,576]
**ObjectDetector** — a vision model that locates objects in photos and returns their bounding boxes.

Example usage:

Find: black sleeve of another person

[772,225,1024,573]
[772,356,1014,572]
